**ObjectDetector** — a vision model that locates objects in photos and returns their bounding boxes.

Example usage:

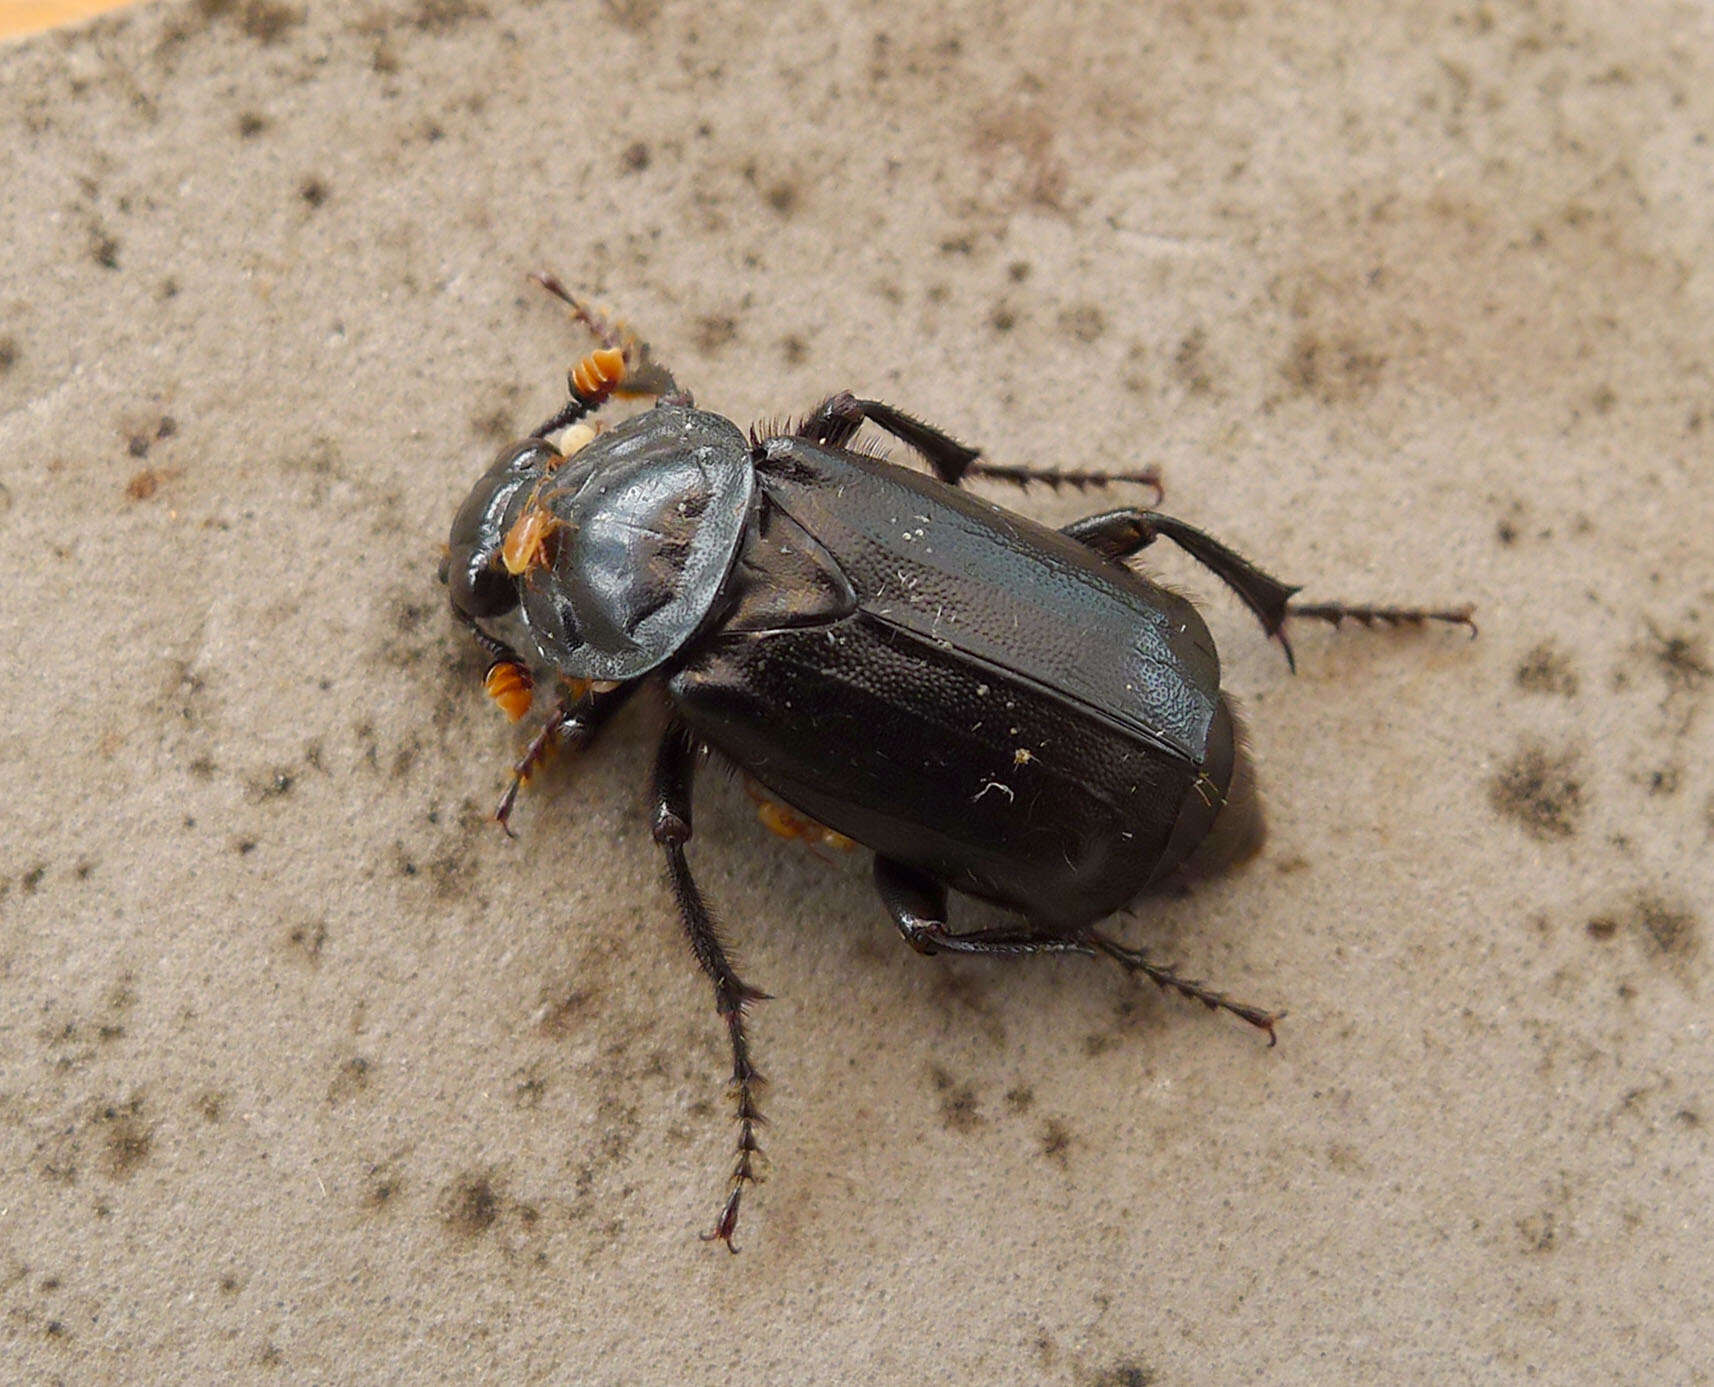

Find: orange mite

[502,500,563,577]
[746,779,857,859]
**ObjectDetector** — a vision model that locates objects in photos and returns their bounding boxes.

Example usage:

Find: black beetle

[442,276,1473,1249]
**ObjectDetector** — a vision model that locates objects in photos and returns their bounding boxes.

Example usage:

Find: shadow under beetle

[442,275,1474,1250]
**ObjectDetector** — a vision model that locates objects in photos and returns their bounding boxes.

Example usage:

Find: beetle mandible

[441,275,1474,1250]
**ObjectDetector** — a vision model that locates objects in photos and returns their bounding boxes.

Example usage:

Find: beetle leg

[794,392,1162,497]
[1061,509,1302,667]
[875,858,1094,960]
[797,393,979,482]
[876,860,1280,1041]
[1281,599,1478,638]
[651,721,770,1253]
[1060,508,1473,672]
[1086,932,1281,1044]
[494,682,636,835]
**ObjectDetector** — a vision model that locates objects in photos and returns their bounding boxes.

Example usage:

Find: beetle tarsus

[495,709,567,834]
[797,391,1163,498]
[1287,600,1478,640]
[702,1187,745,1253]
[654,722,770,1252]
[1089,932,1281,1044]
[963,460,1165,504]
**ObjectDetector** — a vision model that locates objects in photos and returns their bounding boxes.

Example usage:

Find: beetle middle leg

[874,859,1278,1040]
[651,720,770,1252]
[1061,507,1475,672]
[795,392,1163,498]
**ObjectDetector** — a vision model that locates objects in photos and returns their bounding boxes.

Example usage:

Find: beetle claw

[701,1188,745,1253]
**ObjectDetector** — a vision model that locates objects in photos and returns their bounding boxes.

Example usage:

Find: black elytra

[442,287,1475,1250]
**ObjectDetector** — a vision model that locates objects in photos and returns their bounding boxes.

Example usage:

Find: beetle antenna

[529,272,685,402]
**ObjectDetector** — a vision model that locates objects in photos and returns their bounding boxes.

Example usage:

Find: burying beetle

[442,276,1474,1249]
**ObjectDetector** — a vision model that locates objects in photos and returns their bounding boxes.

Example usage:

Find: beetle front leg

[794,392,1162,498]
[1061,508,1474,672]
[651,721,770,1252]
[493,681,637,835]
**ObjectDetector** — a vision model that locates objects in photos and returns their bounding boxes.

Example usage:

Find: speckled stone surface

[2,2,1710,1381]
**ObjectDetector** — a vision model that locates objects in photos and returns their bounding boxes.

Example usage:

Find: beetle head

[444,437,562,622]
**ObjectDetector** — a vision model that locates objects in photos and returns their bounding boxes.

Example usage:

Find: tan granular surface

[2,3,1711,1382]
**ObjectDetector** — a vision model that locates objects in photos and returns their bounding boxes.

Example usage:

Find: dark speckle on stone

[412,0,487,31]
[328,1056,371,1101]
[1089,1363,1157,1387]
[1516,642,1578,696]
[1635,897,1697,960]
[693,316,737,354]
[1057,304,1106,343]
[1283,331,1384,402]
[1490,745,1583,839]
[101,1107,154,1178]
[929,1064,982,1132]
[197,0,305,45]
[1041,1118,1072,1166]
[1644,622,1710,695]
[443,1173,500,1237]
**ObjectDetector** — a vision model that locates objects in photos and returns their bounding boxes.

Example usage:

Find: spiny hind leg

[1061,507,1474,671]
[874,859,1277,1040]
[876,858,1096,959]
[794,392,1162,498]
[1087,931,1280,1044]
